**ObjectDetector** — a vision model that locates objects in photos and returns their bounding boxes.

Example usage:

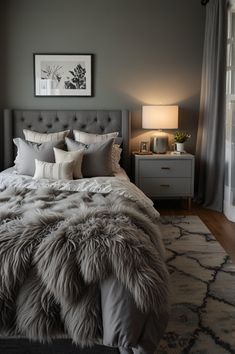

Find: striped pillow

[33,159,74,180]
[23,129,70,143]
[54,147,84,179]
[73,130,118,144]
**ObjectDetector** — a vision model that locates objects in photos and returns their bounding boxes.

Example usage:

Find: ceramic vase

[176,143,185,152]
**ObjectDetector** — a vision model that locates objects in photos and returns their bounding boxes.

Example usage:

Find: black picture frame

[34,53,94,97]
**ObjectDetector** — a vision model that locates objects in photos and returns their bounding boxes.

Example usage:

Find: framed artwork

[34,53,93,97]
[139,141,149,153]
[137,141,153,155]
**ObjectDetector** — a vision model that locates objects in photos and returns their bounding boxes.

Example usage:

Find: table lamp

[142,105,179,153]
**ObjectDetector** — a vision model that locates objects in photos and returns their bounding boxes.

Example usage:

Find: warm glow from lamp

[142,105,179,129]
[142,105,179,153]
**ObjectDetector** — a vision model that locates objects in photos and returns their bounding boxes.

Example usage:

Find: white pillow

[23,129,70,143]
[54,147,84,179]
[33,159,74,180]
[112,144,122,172]
[73,130,118,145]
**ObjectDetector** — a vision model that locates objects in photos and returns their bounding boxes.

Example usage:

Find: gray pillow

[13,138,64,176]
[66,137,114,177]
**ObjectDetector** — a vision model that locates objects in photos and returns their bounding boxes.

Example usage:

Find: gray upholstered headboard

[3,109,131,175]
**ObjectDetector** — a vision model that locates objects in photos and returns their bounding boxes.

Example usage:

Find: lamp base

[153,134,168,154]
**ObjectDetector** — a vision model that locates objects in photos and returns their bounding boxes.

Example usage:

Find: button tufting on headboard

[3,109,130,175]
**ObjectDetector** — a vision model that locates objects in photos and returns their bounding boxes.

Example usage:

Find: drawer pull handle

[160,184,170,187]
[161,167,170,170]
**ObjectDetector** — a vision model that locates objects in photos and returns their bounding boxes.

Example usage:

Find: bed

[0,109,169,354]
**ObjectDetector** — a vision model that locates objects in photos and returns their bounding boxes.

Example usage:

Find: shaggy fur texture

[0,186,169,347]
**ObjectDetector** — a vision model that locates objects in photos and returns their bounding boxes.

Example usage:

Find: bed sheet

[0,167,159,219]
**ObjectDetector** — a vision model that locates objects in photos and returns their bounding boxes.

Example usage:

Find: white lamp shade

[142,105,179,129]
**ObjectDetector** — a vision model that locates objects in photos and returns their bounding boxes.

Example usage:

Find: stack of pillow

[13,129,122,180]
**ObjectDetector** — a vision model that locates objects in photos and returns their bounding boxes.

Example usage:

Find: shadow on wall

[131,94,200,154]
[0,111,3,171]
[0,1,7,171]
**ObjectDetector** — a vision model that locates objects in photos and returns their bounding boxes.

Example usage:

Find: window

[225,1,235,221]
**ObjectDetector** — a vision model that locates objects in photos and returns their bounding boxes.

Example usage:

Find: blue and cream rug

[158,215,235,354]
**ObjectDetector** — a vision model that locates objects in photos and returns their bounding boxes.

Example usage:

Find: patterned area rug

[157,215,235,354]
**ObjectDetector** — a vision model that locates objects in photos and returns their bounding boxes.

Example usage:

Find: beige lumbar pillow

[73,130,118,144]
[54,147,84,179]
[23,129,70,143]
[33,159,74,180]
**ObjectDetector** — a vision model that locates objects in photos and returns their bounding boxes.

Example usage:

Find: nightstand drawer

[139,178,192,197]
[139,159,192,178]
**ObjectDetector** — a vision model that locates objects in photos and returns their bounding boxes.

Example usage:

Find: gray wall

[1,0,205,158]
[0,1,7,170]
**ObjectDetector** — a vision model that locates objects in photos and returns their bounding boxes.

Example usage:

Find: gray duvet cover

[0,182,169,354]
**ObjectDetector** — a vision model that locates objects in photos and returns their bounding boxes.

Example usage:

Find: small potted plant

[174,131,191,152]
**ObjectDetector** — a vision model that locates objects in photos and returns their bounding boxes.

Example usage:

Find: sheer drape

[196,0,227,212]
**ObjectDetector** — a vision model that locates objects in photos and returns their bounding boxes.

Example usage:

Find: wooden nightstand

[134,153,195,209]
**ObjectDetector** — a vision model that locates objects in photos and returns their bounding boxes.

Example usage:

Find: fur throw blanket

[0,186,169,345]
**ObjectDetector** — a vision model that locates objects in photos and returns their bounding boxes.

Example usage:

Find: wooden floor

[156,200,235,262]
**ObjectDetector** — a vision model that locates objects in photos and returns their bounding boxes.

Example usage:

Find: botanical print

[34,54,93,96]
[40,62,86,90]
[40,64,63,88]
[64,64,86,89]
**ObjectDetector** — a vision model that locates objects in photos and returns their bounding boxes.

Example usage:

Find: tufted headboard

[3,109,131,175]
